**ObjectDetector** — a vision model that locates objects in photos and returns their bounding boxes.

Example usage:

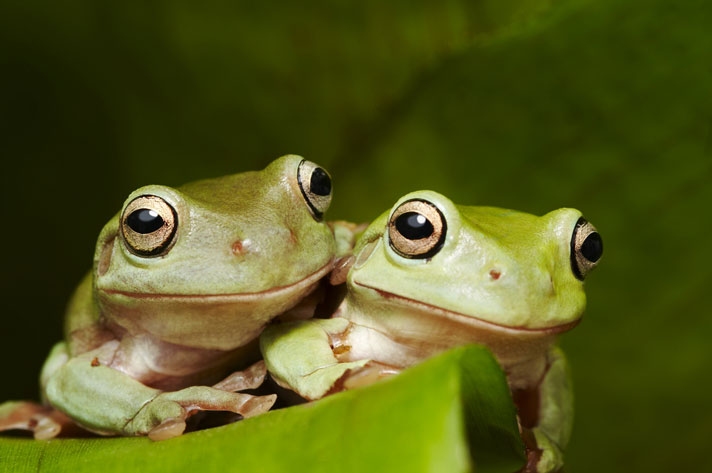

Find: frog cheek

[96,234,116,277]
[353,239,378,269]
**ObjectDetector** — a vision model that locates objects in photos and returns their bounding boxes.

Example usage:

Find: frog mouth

[352,281,581,335]
[100,262,332,302]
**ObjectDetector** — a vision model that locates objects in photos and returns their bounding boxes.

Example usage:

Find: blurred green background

[1,0,710,471]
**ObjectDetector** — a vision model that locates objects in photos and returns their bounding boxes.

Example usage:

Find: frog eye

[388,199,447,259]
[570,217,603,280]
[120,195,178,257]
[297,159,333,220]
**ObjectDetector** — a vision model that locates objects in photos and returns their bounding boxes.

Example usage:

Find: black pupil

[310,168,332,196]
[581,232,603,262]
[127,209,164,234]
[396,212,434,240]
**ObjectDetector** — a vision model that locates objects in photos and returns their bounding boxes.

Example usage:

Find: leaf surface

[0,346,524,473]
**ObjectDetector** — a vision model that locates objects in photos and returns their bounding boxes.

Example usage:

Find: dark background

[1,1,710,471]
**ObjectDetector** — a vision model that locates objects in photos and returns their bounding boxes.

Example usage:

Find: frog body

[1,155,337,440]
[261,190,602,472]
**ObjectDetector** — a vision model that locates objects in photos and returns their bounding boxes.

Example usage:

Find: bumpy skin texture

[1,155,338,440]
[262,190,601,473]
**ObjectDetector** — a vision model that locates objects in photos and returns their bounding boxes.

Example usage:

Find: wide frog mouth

[351,280,582,336]
[97,261,335,351]
[99,261,333,303]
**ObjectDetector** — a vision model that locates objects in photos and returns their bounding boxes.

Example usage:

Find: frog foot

[340,361,401,391]
[130,386,276,441]
[0,401,76,440]
[147,393,277,441]
[143,360,275,441]
[517,427,564,473]
[212,360,267,392]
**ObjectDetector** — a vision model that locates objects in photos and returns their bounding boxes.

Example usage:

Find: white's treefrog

[261,190,602,473]
[0,155,338,440]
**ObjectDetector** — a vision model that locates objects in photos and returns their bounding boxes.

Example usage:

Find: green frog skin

[1,155,338,440]
[261,190,602,472]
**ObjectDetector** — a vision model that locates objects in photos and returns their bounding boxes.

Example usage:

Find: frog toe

[212,360,267,392]
[233,393,277,418]
[148,417,187,441]
[0,401,67,439]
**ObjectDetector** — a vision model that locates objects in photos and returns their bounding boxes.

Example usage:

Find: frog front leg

[518,347,573,473]
[260,318,369,400]
[0,342,79,439]
[44,341,276,440]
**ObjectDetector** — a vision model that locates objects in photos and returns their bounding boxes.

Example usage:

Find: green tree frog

[0,155,338,440]
[260,190,602,473]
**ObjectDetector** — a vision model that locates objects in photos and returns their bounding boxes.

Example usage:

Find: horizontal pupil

[581,232,603,262]
[310,168,332,196]
[396,212,434,240]
[127,209,164,234]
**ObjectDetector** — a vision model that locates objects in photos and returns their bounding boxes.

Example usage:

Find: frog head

[346,190,602,335]
[93,155,336,350]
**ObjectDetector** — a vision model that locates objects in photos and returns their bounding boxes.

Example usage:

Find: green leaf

[0,346,524,473]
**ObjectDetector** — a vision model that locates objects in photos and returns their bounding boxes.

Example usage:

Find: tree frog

[261,190,602,473]
[0,155,338,440]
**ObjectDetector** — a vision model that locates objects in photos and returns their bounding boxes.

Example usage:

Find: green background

[1,0,710,471]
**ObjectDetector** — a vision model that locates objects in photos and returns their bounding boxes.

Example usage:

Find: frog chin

[351,280,581,336]
[97,261,333,351]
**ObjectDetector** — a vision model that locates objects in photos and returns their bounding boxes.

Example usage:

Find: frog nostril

[231,240,245,256]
